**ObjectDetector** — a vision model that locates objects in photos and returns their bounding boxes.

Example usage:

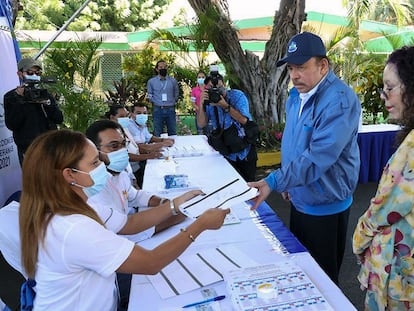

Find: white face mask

[23,74,41,82]
[117,117,130,128]
[71,162,110,197]
[106,148,129,172]
[135,114,148,126]
[197,78,205,85]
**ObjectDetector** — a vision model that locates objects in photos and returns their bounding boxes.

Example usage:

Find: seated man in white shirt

[85,119,185,236]
[127,103,175,187]
[128,103,175,151]
[106,104,163,187]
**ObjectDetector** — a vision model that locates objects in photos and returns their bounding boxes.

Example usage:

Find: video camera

[204,65,224,106]
[23,77,56,103]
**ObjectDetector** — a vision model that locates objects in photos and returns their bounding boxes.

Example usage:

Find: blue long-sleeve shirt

[147,76,179,107]
[265,70,361,216]
[206,89,252,161]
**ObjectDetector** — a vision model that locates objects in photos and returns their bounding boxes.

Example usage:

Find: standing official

[146,60,179,136]
[249,32,361,284]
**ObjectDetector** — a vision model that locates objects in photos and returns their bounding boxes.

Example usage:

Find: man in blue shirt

[249,32,361,284]
[197,72,257,182]
[146,60,179,136]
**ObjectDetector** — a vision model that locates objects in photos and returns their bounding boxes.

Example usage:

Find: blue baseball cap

[277,32,326,67]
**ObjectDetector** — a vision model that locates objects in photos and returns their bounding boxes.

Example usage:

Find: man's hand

[146,151,163,159]
[161,138,174,147]
[200,89,209,105]
[216,95,228,109]
[247,179,272,210]
[139,143,163,154]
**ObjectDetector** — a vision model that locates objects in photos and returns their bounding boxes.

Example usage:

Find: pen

[182,295,226,308]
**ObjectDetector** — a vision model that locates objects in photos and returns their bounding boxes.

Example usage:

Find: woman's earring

[70,181,76,186]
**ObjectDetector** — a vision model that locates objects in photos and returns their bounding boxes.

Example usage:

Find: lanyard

[160,79,168,91]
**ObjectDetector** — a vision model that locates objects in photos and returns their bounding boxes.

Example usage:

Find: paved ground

[257,166,377,311]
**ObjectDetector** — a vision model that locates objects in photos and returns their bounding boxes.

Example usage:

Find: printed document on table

[147,245,258,299]
[178,178,258,218]
[226,261,334,311]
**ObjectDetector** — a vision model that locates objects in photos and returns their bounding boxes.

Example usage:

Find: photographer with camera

[4,58,63,166]
[197,68,257,181]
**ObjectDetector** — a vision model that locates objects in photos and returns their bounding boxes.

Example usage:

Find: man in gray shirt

[146,60,179,136]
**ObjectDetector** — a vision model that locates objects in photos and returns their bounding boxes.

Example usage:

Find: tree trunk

[10,0,21,26]
[187,0,306,124]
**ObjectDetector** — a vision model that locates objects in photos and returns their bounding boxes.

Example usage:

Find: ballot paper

[147,245,258,299]
[178,178,258,218]
[226,262,333,311]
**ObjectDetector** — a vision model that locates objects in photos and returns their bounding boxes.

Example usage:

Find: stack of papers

[178,178,258,219]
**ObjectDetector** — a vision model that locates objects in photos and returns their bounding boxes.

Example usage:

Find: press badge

[162,93,167,101]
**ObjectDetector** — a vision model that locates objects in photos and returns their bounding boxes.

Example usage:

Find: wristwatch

[223,104,231,113]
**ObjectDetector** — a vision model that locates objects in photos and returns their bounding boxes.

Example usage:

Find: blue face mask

[23,74,41,83]
[135,114,148,126]
[117,117,130,128]
[107,148,129,172]
[72,162,110,197]
[197,78,205,85]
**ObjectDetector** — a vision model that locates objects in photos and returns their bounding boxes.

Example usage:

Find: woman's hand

[175,190,204,207]
[196,208,230,230]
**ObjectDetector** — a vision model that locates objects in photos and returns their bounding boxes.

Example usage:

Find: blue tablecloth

[358,130,398,184]
[254,200,307,254]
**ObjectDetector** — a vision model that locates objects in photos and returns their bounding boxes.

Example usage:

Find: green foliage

[176,115,196,135]
[16,0,171,32]
[44,39,107,132]
[344,0,412,28]
[105,78,144,108]
[122,47,201,114]
[257,117,285,151]
[56,91,106,132]
[122,47,175,94]
[147,23,212,69]
[351,56,389,123]
[174,66,199,114]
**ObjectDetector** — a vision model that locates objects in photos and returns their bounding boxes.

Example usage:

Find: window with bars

[100,53,123,92]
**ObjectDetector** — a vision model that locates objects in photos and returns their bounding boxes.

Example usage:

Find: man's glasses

[378,85,401,100]
[25,70,42,76]
[100,139,129,150]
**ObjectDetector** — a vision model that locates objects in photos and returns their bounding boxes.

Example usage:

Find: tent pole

[33,0,93,60]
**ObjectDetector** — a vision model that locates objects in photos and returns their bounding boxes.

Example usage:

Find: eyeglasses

[25,70,42,76]
[378,85,401,100]
[99,139,129,150]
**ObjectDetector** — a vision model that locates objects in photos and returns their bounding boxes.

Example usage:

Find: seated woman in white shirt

[19,129,229,311]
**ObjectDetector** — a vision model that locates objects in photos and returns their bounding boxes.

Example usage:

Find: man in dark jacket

[4,58,63,165]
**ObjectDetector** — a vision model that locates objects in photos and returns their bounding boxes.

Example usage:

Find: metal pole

[33,0,93,60]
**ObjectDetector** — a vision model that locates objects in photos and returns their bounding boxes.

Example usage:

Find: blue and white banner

[0,9,22,206]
